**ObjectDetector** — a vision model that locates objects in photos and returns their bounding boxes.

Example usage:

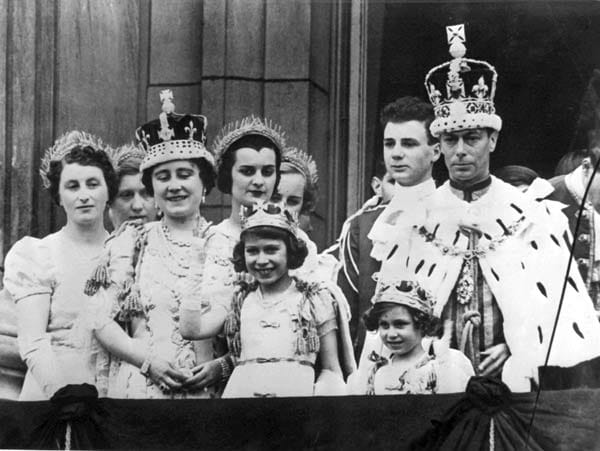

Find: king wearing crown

[379,24,600,391]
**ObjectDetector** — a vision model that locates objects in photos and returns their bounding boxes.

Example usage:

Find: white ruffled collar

[368,178,436,261]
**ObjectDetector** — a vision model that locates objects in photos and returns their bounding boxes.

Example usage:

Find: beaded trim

[236,357,313,367]
[140,140,214,171]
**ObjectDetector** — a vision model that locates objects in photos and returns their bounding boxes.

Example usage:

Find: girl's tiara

[240,200,298,237]
[371,278,434,316]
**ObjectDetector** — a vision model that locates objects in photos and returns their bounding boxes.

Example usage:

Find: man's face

[383,121,439,186]
[440,128,498,184]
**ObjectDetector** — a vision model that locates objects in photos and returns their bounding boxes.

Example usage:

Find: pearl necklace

[159,215,208,273]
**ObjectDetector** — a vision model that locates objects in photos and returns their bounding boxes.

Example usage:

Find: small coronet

[240,200,299,238]
[371,278,434,316]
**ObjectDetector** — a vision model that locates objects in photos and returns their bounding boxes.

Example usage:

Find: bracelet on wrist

[140,356,152,377]
[219,355,233,382]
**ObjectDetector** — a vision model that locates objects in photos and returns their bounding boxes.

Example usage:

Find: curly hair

[141,158,216,197]
[216,135,282,195]
[380,96,436,145]
[363,302,442,337]
[232,226,308,273]
[47,145,118,206]
[279,163,318,215]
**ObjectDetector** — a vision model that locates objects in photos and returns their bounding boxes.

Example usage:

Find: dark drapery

[1,386,599,450]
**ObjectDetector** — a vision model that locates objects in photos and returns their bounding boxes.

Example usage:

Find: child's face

[378,305,423,357]
[244,235,289,290]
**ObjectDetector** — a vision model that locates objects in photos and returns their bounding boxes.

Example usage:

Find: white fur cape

[379,176,600,391]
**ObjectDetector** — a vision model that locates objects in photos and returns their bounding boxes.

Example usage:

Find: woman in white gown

[3,131,116,400]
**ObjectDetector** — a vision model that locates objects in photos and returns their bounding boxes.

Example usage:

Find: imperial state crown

[424,24,502,137]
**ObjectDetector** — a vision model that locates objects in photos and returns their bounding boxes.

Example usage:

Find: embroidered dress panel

[86,220,217,399]
[223,283,336,398]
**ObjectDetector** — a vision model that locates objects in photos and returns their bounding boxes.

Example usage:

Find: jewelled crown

[40,130,108,189]
[282,147,319,188]
[240,200,299,237]
[212,116,287,170]
[424,24,502,137]
[372,278,434,316]
[107,143,146,171]
[136,90,214,171]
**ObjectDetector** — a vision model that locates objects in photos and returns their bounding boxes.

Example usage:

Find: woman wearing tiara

[83,91,225,398]
[275,146,341,283]
[3,131,117,400]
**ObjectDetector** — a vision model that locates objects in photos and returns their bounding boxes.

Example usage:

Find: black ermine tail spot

[550,234,560,247]
[491,267,500,281]
[428,264,437,277]
[496,218,509,235]
[510,203,523,214]
[386,245,399,260]
[483,232,492,240]
[415,260,425,274]
[537,326,543,344]
[406,256,410,267]
[521,261,526,270]
[433,224,440,237]
[453,231,460,245]
[567,277,579,292]
[530,240,538,250]
[573,322,584,339]
[536,282,547,297]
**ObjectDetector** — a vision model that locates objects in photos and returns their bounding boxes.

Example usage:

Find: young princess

[348,277,474,395]
[180,201,348,397]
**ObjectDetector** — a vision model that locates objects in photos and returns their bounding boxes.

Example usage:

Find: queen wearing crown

[3,131,116,400]
[83,91,226,398]
[181,201,348,397]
